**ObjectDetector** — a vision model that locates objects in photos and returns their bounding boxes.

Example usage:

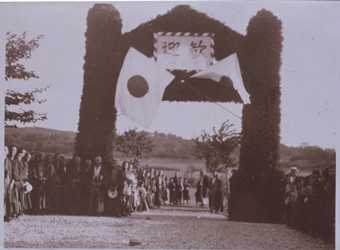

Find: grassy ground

[116,157,206,179]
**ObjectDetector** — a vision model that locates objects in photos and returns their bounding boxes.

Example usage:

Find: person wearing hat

[285,166,299,192]
[289,166,298,179]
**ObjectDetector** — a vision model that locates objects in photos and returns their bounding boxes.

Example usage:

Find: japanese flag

[115,47,175,128]
[191,53,250,104]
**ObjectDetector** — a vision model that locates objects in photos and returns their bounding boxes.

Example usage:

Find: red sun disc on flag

[127,75,149,98]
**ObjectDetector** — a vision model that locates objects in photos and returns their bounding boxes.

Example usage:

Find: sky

[1,1,339,149]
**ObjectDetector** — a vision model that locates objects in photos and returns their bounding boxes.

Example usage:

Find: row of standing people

[3,145,117,219]
[3,145,198,221]
[168,172,191,205]
[284,165,335,240]
[111,165,192,217]
[194,169,225,214]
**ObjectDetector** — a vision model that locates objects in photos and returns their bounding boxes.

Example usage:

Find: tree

[192,121,241,172]
[192,132,219,170]
[5,31,48,127]
[116,129,155,161]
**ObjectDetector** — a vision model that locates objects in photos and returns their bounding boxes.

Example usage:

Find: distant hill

[5,127,76,156]
[279,144,335,173]
[4,127,335,171]
[4,127,196,159]
[149,131,195,159]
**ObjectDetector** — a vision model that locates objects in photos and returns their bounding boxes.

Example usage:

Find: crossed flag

[115,47,250,129]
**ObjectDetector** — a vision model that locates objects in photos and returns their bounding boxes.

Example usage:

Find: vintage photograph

[1,1,338,249]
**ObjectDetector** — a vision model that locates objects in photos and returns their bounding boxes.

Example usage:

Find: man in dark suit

[196,169,209,207]
[214,173,224,214]
[209,171,217,213]
[114,164,126,217]
[154,171,163,208]
[88,156,106,216]
[54,157,71,214]
[173,172,179,205]
[69,156,85,215]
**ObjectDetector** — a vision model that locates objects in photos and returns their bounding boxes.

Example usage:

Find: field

[116,157,206,179]
[5,126,334,179]
[116,157,330,181]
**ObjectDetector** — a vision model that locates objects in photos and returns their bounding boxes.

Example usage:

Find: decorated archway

[75,4,284,223]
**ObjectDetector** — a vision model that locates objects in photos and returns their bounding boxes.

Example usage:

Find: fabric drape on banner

[115,47,175,128]
[191,53,250,104]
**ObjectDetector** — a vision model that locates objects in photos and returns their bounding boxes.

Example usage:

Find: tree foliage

[75,4,123,165]
[4,126,335,168]
[5,32,47,127]
[238,9,283,176]
[6,32,44,80]
[192,121,241,172]
[116,129,155,160]
[229,9,284,223]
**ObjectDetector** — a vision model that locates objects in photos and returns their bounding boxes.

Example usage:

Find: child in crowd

[38,170,47,215]
[137,182,149,212]
[183,177,190,205]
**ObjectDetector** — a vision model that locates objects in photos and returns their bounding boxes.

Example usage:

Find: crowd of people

[3,145,227,222]
[4,143,334,240]
[284,165,335,240]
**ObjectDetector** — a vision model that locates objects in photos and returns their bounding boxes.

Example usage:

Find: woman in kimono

[168,178,176,205]
[183,177,191,205]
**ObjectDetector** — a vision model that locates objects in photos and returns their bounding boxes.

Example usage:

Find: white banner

[154,33,213,71]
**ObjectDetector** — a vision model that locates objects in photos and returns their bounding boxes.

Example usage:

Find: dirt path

[4,203,334,249]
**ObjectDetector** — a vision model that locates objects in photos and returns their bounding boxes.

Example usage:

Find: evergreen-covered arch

[76,4,284,223]
[120,5,244,103]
